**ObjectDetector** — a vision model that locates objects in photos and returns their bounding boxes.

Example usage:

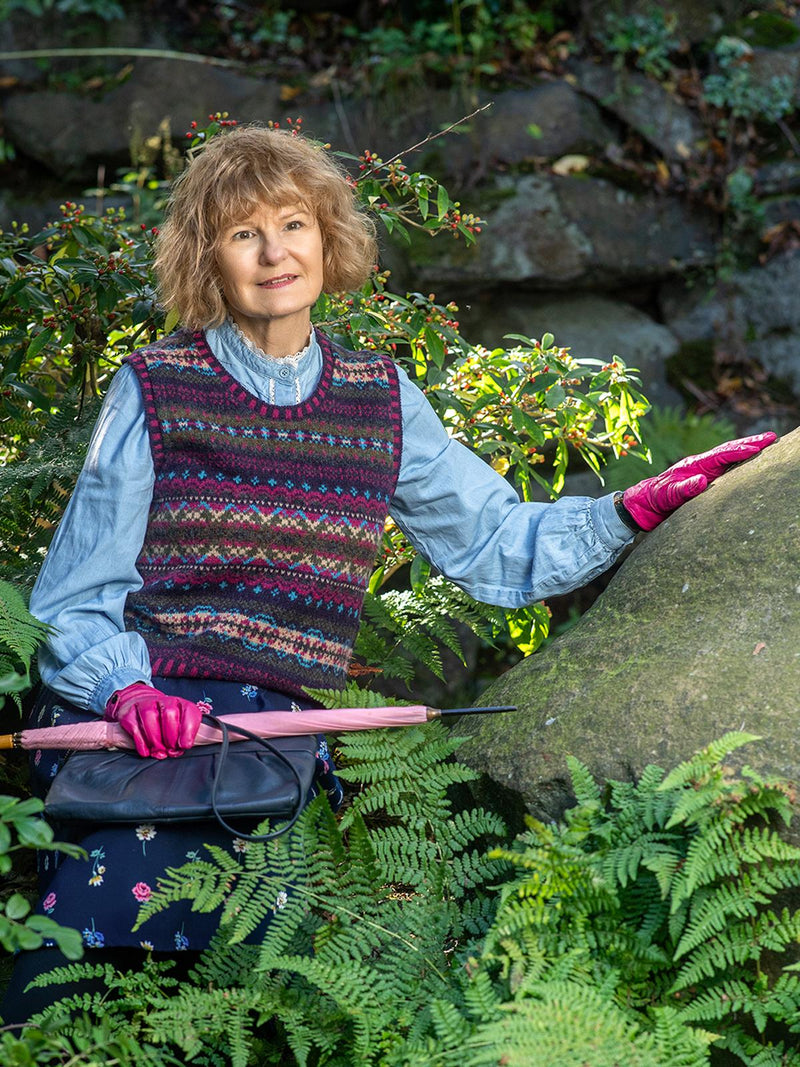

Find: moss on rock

[457,427,800,831]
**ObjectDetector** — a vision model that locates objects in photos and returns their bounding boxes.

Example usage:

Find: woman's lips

[259,275,296,289]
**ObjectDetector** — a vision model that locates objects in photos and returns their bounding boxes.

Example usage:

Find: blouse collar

[207,318,321,387]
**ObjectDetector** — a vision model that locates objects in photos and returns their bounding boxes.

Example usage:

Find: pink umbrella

[0,704,515,752]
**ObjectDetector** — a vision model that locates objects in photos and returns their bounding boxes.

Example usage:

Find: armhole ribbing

[124,351,165,472]
[381,354,403,498]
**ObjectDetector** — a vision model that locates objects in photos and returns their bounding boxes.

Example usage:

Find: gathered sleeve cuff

[38,633,152,715]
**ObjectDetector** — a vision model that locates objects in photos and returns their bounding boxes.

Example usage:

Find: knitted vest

[123,328,402,698]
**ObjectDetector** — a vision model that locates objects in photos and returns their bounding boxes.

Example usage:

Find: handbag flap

[45,732,318,826]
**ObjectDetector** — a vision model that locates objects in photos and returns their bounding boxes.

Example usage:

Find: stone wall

[2,3,800,437]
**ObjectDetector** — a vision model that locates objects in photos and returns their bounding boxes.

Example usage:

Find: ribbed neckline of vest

[192,327,335,420]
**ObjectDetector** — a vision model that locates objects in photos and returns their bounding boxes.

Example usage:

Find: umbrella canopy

[0,704,515,752]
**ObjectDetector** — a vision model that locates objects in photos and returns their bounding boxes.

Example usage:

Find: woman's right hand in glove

[104,682,204,759]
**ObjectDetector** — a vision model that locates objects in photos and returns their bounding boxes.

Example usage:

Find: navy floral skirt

[28,678,344,953]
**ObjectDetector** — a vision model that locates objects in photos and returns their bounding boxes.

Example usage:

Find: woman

[1,126,775,1022]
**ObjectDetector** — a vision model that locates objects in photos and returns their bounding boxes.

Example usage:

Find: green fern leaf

[660,732,761,794]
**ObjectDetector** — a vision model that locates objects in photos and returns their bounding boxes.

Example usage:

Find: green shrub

[0,794,84,958]
[703,36,794,125]
[601,405,736,492]
[597,8,681,80]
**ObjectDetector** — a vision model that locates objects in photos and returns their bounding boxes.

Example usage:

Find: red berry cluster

[55,201,85,234]
[185,113,238,140]
[358,149,382,171]
[385,162,409,187]
[266,116,304,136]
[444,204,482,236]
[618,433,638,456]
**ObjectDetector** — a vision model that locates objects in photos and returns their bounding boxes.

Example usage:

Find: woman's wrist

[613,491,643,533]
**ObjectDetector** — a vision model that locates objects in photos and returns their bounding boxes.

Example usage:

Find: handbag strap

[203,713,308,842]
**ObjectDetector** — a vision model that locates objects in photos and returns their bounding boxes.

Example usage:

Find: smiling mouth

[259,275,297,288]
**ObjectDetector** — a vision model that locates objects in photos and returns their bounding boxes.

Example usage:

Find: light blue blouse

[30,322,634,713]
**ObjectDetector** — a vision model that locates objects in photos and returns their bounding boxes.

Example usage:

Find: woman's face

[215,201,324,346]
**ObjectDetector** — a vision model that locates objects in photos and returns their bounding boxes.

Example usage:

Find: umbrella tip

[434,706,517,718]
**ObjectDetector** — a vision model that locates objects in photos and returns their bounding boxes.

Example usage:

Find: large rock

[457,83,617,171]
[386,171,717,293]
[1,55,616,186]
[662,249,800,395]
[571,60,705,161]
[578,0,749,44]
[3,59,284,179]
[0,8,169,82]
[557,175,716,283]
[456,427,800,827]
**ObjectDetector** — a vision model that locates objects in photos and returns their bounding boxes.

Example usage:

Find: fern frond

[460,892,498,938]
[660,732,760,793]
[0,578,54,709]
[675,978,763,1025]
[437,806,507,852]
[648,1005,717,1067]
[193,938,260,988]
[303,683,406,709]
[0,390,100,585]
[270,953,397,1058]
[670,932,761,993]
[449,850,508,897]
[26,959,116,989]
[675,864,800,959]
[602,835,683,890]
[352,576,518,684]
[764,972,800,1028]
[132,857,234,930]
[566,754,601,807]
[675,824,800,903]
[715,1026,800,1066]
[464,982,673,1066]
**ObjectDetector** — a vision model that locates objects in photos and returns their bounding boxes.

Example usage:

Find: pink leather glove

[104,682,204,759]
[622,432,777,532]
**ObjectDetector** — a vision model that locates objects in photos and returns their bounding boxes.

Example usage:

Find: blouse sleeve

[29,365,155,713]
[389,365,635,609]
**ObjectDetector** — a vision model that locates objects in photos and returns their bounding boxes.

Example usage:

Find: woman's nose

[260,235,288,264]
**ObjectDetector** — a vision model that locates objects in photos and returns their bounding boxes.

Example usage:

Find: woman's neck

[228,314,311,359]
[227,316,312,362]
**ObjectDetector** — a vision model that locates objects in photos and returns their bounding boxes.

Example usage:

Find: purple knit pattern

[123,328,402,697]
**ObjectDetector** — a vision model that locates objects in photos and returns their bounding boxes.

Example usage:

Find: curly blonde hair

[154,125,377,330]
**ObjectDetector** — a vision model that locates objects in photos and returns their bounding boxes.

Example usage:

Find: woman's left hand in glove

[620,432,777,532]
